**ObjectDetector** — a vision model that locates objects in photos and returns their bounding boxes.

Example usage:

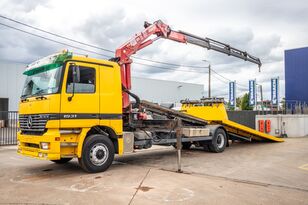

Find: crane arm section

[180,30,261,66]
[114,20,261,109]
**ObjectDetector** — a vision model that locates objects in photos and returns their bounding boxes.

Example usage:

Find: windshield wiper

[34,87,54,95]
[34,87,55,99]
[20,94,29,102]
[33,89,48,100]
[34,89,46,95]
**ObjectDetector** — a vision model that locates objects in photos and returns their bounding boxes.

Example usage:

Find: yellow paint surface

[181,102,283,142]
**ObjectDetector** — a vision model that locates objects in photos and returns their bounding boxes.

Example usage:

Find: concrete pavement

[0,138,307,204]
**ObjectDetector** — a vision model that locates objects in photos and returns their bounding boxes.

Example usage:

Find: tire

[51,158,73,164]
[79,134,115,173]
[208,128,227,153]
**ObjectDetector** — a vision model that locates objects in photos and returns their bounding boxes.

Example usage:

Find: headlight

[40,142,50,150]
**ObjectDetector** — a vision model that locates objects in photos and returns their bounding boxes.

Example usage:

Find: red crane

[114,20,261,110]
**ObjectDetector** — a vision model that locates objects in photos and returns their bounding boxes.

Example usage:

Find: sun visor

[23,50,72,76]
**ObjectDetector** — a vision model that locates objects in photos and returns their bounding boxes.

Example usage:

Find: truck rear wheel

[79,134,115,173]
[208,128,227,153]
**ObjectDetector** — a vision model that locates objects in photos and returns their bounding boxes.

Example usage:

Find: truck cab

[18,51,124,172]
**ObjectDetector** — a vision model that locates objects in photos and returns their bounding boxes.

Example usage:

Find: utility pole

[203,60,211,98]
[255,79,257,111]
[208,64,211,98]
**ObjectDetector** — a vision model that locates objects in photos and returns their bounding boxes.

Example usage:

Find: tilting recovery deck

[181,98,284,142]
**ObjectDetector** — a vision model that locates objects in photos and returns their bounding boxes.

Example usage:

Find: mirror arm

[68,82,75,101]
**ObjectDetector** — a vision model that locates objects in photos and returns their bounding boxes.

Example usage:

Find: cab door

[60,62,100,128]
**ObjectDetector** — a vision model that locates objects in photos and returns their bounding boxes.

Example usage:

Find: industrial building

[285,47,308,104]
[0,60,204,111]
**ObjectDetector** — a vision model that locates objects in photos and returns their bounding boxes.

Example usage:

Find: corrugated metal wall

[131,77,204,103]
[0,61,26,111]
[285,47,308,104]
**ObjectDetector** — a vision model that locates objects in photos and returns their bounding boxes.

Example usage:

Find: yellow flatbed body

[181,100,283,142]
[211,119,283,142]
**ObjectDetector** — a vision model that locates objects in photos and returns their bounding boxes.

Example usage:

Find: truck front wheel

[208,128,227,153]
[79,134,115,173]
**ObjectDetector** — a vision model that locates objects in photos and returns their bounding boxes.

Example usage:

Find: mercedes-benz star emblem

[27,116,33,129]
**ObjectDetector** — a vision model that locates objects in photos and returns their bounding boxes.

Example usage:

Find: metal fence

[227,111,257,129]
[227,110,283,129]
[0,111,18,145]
[285,101,308,114]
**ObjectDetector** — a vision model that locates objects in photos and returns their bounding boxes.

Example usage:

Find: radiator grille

[19,114,48,134]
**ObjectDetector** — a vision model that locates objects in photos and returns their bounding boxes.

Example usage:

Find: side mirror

[68,65,80,102]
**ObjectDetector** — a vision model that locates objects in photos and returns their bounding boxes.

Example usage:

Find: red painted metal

[115,20,261,110]
[115,20,187,109]
[265,120,271,133]
[258,120,265,133]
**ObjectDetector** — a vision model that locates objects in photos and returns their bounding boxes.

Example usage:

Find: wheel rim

[89,143,109,166]
[216,133,225,149]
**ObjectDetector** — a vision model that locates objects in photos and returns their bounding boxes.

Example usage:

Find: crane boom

[114,20,262,109]
[180,30,261,66]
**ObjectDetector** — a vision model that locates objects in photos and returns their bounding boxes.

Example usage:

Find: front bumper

[17,129,75,160]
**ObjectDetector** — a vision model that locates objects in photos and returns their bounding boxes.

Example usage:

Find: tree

[236,97,242,108]
[241,93,253,110]
[281,97,286,113]
[226,102,235,111]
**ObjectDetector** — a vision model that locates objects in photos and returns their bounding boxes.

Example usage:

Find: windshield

[21,65,63,97]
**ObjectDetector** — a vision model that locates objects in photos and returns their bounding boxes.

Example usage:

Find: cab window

[66,66,95,93]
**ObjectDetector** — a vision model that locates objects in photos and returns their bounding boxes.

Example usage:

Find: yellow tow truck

[17,20,281,173]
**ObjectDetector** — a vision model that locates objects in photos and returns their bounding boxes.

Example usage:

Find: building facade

[285,47,308,104]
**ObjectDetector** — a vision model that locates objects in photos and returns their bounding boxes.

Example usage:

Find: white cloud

[0,0,307,101]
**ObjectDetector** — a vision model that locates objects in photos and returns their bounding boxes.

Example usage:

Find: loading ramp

[180,98,283,142]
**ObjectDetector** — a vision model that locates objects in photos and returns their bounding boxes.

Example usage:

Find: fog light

[17,140,20,146]
[40,142,50,150]
[38,152,43,157]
